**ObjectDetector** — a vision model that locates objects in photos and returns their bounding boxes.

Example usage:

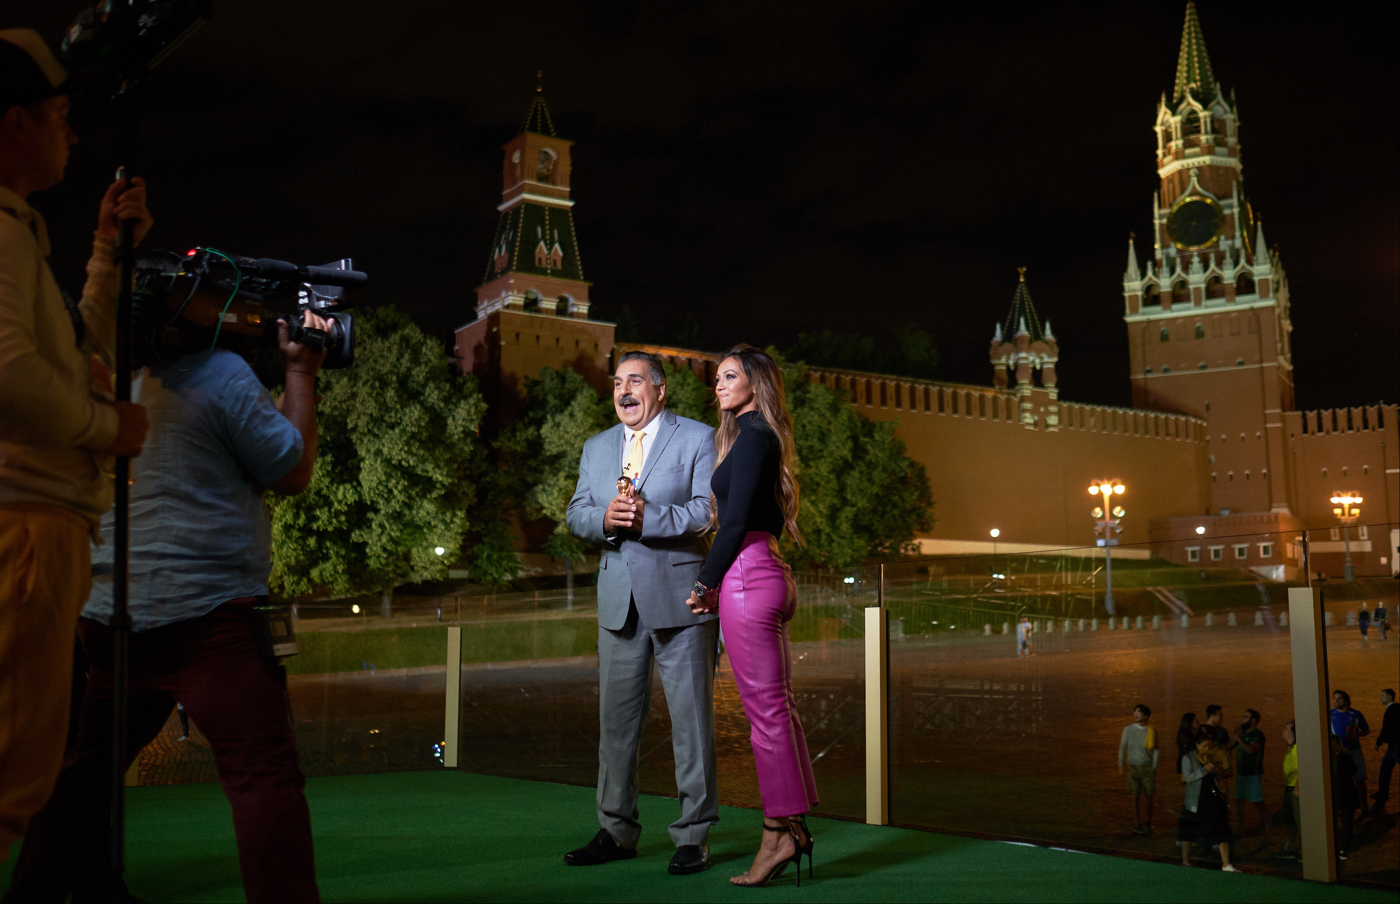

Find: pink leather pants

[719,532,818,817]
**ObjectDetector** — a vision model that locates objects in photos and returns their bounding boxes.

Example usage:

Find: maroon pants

[4,600,319,903]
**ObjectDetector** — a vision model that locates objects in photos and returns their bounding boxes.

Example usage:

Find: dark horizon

[9,0,1397,411]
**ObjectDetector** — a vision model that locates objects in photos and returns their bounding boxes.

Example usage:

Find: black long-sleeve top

[1380,702,1400,750]
[697,411,785,589]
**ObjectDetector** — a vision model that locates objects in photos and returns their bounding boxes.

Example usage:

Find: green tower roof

[1173,2,1217,104]
[1002,268,1046,344]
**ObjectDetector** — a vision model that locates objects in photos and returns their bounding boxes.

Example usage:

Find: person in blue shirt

[1330,689,1371,809]
[6,312,330,903]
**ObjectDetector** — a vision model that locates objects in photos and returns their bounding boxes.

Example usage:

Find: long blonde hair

[710,345,804,546]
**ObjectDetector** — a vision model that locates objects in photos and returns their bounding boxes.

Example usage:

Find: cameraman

[0,29,151,861]
[5,313,330,903]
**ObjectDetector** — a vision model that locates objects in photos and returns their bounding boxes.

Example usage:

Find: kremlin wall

[455,8,1399,581]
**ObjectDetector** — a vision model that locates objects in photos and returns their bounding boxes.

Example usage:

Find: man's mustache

[619,394,639,406]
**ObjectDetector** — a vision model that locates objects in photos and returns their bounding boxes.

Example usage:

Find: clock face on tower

[1166,195,1224,250]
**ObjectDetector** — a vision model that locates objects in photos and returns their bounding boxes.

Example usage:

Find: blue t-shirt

[86,350,303,631]
[1330,708,1369,751]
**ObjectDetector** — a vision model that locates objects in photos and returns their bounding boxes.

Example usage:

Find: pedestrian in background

[1175,712,1199,777]
[1232,709,1268,841]
[1374,602,1388,640]
[1178,728,1239,872]
[1274,720,1300,861]
[1016,615,1033,658]
[1330,689,1370,808]
[1204,705,1235,797]
[1331,735,1359,861]
[1372,688,1398,816]
[1118,704,1159,834]
[1358,606,1370,641]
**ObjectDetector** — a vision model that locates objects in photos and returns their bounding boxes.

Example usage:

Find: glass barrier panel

[886,528,1397,886]
[1319,520,1399,885]
[131,605,451,785]
[448,571,866,821]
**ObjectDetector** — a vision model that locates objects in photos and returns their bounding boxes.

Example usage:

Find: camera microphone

[237,256,369,288]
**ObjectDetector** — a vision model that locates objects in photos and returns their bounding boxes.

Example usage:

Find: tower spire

[1173,2,1217,103]
[523,72,556,136]
[1002,268,1044,344]
[1125,232,1141,281]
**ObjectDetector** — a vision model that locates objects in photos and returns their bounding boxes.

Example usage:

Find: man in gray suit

[563,351,718,875]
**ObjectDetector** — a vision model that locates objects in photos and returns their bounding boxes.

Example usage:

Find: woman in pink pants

[687,345,817,887]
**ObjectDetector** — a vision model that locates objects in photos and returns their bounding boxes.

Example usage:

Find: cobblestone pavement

[132,617,1397,886]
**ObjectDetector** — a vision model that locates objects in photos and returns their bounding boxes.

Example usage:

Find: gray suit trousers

[597,599,718,848]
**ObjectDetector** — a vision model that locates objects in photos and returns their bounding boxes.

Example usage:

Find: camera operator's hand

[97,177,153,245]
[104,400,149,458]
[270,312,329,496]
[278,311,331,376]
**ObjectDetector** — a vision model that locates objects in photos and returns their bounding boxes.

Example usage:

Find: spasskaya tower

[1121,2,1293,517]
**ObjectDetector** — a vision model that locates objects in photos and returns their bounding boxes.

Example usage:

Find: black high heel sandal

[733,822,805,888]
[789,815,815,879]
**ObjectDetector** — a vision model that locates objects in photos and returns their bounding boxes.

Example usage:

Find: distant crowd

[1117,688,1399,872]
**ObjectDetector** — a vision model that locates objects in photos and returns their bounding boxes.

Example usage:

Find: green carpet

[1,771,1391,902]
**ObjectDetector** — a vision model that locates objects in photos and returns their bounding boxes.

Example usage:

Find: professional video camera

[132,248,367,370]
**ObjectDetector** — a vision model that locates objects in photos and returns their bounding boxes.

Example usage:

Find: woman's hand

[686,587,718,615]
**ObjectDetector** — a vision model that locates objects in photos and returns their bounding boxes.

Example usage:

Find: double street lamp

[1330,492,1362,582]
[1089,480,1126,615]
[990,528,1003,582]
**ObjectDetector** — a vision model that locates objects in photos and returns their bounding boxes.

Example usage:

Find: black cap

[0,29,67,112]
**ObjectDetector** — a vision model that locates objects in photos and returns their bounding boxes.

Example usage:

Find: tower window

[1237,358,1245,366]
[1160,327,1170,342]
[1195,323,1205,338]
[1236,273,1255,295]
[1205,277,1225,299]
[1162,366,1171,373]
[1199,362,1207,370]
[1145,368,1152,375]
[1172,282,1190,305]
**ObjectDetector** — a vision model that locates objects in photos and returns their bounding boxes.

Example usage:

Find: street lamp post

[990,528,1001,582]
[1089,480,1126,615]
[1330,493,1363,582]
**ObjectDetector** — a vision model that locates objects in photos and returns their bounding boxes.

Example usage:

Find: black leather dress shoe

[667,844,710,875]
[564,829,637,866]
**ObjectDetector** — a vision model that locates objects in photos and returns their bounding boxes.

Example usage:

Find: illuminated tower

[1120,2,1293,515]
[455,80,613,423]
[990,268,1059,430]
[474,81,591,318]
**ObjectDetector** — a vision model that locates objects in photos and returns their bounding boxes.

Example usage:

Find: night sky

[9,0,1397,410]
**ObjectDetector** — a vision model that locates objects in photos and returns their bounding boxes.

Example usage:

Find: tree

[662,361,717,426]
[778,354,934,571]
[269,307,508,607]
[498,367,612,572]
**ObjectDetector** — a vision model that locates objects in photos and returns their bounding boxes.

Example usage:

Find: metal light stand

[109,75,144,880]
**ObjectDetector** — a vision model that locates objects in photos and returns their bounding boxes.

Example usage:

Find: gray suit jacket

[566,408,717,631]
